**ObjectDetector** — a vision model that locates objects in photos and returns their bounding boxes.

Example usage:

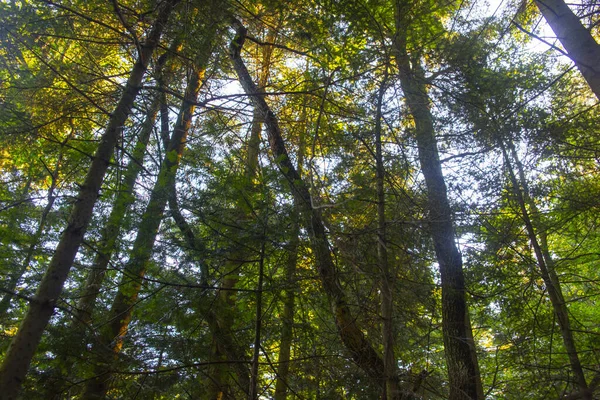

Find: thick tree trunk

[0,2,179,398]
[501,140,591,399]
[230,20,417,399]
[393,3,482,398]
[81,53,208,400]
[534,0,600,100]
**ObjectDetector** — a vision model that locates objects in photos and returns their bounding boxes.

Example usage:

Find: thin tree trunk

[274,92,305,399]
[0,145,63,316]
[0,2,179,398]
[534,0,600,100]
[273,210,300,400]
[81,50,209,400]
[167,185,251,394]
[230,20,418,398]
[206,24,277,399]
[501,140,591,399]
[249,227,266,399]
[375,70,400,400]
[392,2,482,398]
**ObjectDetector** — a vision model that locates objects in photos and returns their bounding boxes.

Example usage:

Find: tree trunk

[248,228,266,400]
[230,20,418,399]
[206,24,278,399]
[81,50,209,399]
[274,92,305,399]
[273,211,300,400]
[72,41,180,330]
[167,185,251,395]
[534,0,600,100]
[0,143,63,317]
[374,70,400,400]
[501,140,591,399]
[0,2,179,398]
[392,2,482,398]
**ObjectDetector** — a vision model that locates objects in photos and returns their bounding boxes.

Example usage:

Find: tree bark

[230,20,418,399]
[534,0,600,100]
[81,49,209,400]
[0,2,179,398]
[392,2,482,398]
[501,140,591,399]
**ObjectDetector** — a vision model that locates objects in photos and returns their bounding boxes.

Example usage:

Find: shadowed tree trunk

[274,75,307,399]
[0,2,180,398]
[534,0,600,100]
[81,42,211,399]
[392,2,483,398]
[273,207,300,400]
[205,23,278,399]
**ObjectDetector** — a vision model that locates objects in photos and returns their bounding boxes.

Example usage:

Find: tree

[534,0,600,100]
[2,1,600,398]
[81,15,218,397]
[392,1,482,397]
[0,1,180,397]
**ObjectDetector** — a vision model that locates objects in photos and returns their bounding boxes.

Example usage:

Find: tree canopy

[1,0,600,399]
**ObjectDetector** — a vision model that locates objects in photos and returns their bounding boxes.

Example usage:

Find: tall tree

[81,25,216,398]
[534,0,600,100]
[230,18,419,399]
[392,1,483,398]
[501,139,591,399]
[0,2,180,397]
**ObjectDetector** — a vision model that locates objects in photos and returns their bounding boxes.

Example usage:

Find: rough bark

[534,0,600,100]
[230,20,418,399]
[0,2,179,398]
[392,2,482,398]
[81,51,208,400]
[501,140,591,399]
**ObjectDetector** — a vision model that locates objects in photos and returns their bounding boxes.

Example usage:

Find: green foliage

[2,0,600,398]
